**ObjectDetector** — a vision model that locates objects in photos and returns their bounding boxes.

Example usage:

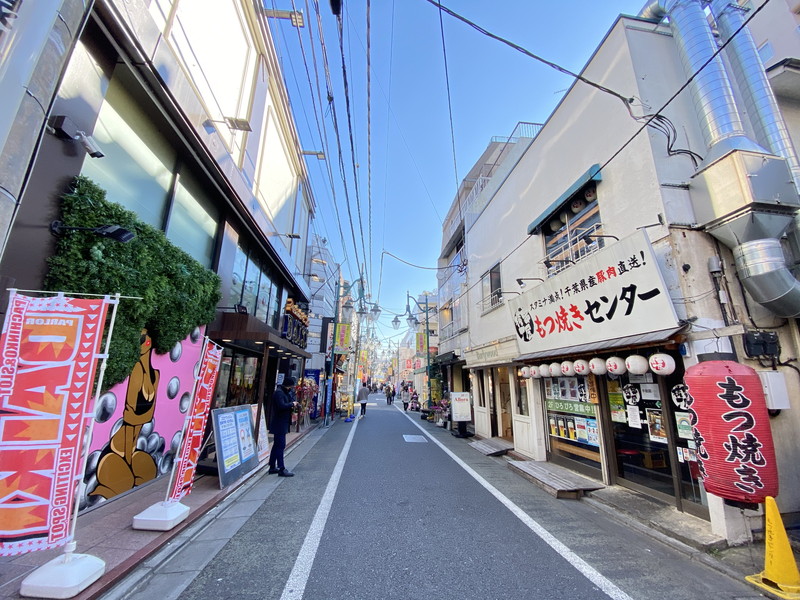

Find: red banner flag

[168,341,222,502]
[0,292,111,556]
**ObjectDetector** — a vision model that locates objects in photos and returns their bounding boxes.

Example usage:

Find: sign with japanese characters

[333,323,351,354]
[168,340,222,502]
[684,360,778,503]
[0,292,111,556]
[507,230,679,354]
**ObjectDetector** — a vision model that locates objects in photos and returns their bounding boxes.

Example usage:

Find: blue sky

[267,0,647,344]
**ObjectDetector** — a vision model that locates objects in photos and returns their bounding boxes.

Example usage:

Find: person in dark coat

[268,375,298,477]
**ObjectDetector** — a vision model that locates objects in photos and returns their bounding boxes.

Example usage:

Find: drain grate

[403,434,427,443]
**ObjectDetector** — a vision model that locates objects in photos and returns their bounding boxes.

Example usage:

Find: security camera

[76,131,104,158]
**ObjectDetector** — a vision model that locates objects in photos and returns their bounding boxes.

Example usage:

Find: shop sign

[282,299,309,348]
[546,399,597,417]
[451,392,471,421]
[507,230,679,355]
[465,337,520,368]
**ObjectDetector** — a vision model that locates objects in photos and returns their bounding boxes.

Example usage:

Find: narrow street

[105,393,761,600]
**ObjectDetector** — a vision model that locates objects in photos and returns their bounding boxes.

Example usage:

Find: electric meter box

[756,370,791,410]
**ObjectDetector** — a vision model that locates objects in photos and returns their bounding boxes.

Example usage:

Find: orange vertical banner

[168,340,222,502]
[0,292,110,556]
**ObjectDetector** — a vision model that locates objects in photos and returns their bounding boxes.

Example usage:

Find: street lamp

[398,291,432,408]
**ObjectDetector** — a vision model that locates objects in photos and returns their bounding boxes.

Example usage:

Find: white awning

[516,326,685,362]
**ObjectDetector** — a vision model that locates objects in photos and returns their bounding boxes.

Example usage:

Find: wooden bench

[469,437,514,456]
[508,460,605,499]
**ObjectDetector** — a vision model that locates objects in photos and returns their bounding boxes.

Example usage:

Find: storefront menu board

[450,392,472,422]
[211,405,259,488]
[546,399,600,447]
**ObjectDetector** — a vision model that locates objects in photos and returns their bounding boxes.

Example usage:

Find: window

[758,41,774,63]
[82,73,176,229]
[166,170,218,267]
[515,372,529,416]
[480,263,502,312]
[544,184,602,274]
[166,0,257,162]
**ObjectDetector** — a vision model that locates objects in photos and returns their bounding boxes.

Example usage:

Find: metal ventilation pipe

[709,0,800,190]
[734,239,800,317]
[640,0,763,163]
[640,0,800,317]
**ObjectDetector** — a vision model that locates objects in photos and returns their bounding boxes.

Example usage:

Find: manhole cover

[403,434,427,443]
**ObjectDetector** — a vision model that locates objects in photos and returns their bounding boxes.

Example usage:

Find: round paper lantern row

[520,353,678,379]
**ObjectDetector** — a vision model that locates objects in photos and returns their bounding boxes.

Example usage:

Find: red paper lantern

[684,360,778,503]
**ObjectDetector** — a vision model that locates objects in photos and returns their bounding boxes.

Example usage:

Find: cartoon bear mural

[82,326,205,508]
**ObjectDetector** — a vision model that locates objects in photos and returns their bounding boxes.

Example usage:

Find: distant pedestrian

[268,376,298,477]
[391,385,397,405]
[401,386,410,411]
[385,384,392,405]
[357,381,370,419]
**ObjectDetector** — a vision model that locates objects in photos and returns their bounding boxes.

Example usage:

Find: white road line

[279,418,359,600]
[403,412,634,600]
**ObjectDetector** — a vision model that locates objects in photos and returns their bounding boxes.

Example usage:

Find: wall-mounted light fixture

[543,258,575,269]
[203,117,252,132]
[50,115,105,158]
[301,150,326,160]
[262,8,304,27]
[516,277,544,288]
[637,213,665,230]
[584,233,619,245]
[50,220,135,243]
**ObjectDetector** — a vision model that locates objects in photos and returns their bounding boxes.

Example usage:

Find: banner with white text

[0,292,111,556]
[168,340,222,502]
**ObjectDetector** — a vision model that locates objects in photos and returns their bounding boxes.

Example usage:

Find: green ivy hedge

[45,176,221,389]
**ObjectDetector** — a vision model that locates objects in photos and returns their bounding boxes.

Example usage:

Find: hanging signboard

[168,340,223,502]
[451,392,472,422]
[210,405,259,489]
[0,292,111,556]
[333,323,351,354]
[507,230,680,356]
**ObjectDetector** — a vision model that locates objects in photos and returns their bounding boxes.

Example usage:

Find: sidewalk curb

[580,497,776,598]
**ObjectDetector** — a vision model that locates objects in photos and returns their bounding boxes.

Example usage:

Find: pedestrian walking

[267,375,298,477]
[385,384,392,405]
[401,386,410,411]
[391,385,397,405]
[357,381,370,419]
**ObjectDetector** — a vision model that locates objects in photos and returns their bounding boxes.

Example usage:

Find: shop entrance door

[487,369,499,438]
[608,373,676,501]
[493,367,513,441]
[472,370,491,438]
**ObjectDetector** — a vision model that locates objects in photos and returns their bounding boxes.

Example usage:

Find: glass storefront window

[544,375,601,471]
[255,267,273,322]
[241,257,260,315]
[231,243,248,307]
[167,170,218,267]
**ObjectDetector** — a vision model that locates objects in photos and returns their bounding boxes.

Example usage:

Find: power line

[425,0,634,108]
[437,1,461,196]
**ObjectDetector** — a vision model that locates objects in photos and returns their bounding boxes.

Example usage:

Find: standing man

[268,375,298,477]
[357,381,370,419]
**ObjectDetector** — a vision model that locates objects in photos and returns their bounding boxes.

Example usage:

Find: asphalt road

[109,393,763,600]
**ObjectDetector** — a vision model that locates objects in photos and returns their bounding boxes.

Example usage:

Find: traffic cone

[745,496,800,599]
